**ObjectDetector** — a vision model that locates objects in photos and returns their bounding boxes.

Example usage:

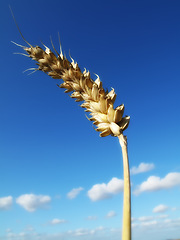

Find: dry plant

[11,9,131,240]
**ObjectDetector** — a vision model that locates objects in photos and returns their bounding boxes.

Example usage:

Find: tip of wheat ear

[15,41,130,137]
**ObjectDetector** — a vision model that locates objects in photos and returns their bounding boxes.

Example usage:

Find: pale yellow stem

[118,134,131,240]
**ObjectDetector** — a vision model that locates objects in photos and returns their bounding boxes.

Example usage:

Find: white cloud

[74,228,92,236]
[67,187,84,199]
[106,211,117,218]
[134,172,180,195]
[87,184,110,201]
[153,204,168,213]
[87,177,124,201]
[133,214,170,223]
[131,217,158,228]
[72,227,104,237]
[0,196,13,210]
[164,218,172,223]
[138,216,153,222]
[3,222,180,240]
[50,218,67,225]
[162,218,180,229]
[157,214,169,219]
[141,220,157,226]
[130,162,155,175]
[16,194,51,212]
[71,227,104,237]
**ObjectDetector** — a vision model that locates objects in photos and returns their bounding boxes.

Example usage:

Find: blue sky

[1,0,180,239]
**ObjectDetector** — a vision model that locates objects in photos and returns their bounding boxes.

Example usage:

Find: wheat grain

[14,40,130,137]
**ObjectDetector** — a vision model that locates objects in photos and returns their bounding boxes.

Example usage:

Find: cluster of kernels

[81,83,129,137]
[22,44,130,137]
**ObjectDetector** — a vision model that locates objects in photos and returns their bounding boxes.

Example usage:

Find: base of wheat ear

[14,39,130,137]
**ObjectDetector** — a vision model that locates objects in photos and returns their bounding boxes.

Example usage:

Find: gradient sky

[1,0,180,240]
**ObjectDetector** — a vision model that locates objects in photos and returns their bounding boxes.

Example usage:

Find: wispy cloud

[153,204,168,213]
[3,221,180,240]
[67,187,84,199]
[130,162,155,175]
[141,220,158,226]
[134,172,180,195]
[157,214,169,219]
[73,228,94,236]
[50,218,67,225]
[106,211,117,218]
[16,194,51,212]
[138,216,154,222]
[70,226,105,237]
[87,177,123,201]
[132,216,155,225]
[0,196,13,210]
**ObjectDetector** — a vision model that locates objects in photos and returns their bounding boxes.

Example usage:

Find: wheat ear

[13,35,131,239]
[13,39,130,137]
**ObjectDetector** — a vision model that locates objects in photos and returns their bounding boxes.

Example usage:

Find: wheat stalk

[12,21,131,239]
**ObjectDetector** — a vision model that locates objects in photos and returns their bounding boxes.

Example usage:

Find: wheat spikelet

[14,39,130,137]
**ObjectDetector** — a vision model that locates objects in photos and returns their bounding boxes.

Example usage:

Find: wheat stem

[118,134,131,240]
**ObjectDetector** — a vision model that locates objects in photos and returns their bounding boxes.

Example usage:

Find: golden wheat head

[13,37,130,137]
